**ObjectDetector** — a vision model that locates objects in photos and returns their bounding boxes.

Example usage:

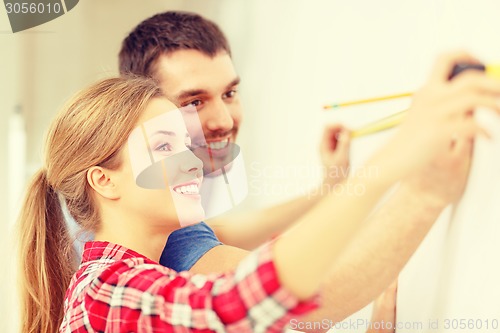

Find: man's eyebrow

[176,89,207,101]
[226,77,241,90]
[175,77,241,101]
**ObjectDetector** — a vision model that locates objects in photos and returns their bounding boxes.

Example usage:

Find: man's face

[154,50,242,174]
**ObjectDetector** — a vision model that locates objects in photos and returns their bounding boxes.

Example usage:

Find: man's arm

[197,180,448,329]
[208,124,351,250]
[196,132,473,332]
[293,183,447,332]
[293,135,473,331]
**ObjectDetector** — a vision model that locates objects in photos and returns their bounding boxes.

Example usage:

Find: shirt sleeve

[160,221,223,272]
[86,243,320,332]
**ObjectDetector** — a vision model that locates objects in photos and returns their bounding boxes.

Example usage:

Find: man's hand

[401,136,473,208]
[320,124,351,186]
[367,281,398,333]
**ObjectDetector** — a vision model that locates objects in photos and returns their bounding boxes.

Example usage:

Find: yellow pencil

[324,63,500,111]
[323,92,412,110]
[352,111,406,138]
[332,63,500,138]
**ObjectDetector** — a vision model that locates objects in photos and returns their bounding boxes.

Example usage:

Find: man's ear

[87,166,120,200]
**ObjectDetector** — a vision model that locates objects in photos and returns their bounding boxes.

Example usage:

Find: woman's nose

[180,149,203,174]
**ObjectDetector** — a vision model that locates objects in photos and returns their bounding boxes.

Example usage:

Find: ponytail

[17,76,162,333]
[18,170,77,333]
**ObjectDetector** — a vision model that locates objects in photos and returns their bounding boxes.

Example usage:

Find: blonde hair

[17,76,162,333]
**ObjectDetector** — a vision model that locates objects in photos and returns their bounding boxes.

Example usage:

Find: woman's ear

[87,166,120,200]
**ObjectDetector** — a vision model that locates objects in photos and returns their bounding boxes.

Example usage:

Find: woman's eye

[156,143,172,152]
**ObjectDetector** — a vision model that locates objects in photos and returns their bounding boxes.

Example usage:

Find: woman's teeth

[208,139,229,150]
[174,184,199,195]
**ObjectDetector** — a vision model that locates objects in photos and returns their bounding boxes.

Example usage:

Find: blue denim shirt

[159,222,222,272]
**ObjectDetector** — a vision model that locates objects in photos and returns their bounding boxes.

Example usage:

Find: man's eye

[224,90,237,99]
[186,100,202,108]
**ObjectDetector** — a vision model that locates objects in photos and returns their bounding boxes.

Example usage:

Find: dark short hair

[119,11,231,77]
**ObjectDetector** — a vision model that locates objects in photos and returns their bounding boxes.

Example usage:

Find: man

[118,11,472,332]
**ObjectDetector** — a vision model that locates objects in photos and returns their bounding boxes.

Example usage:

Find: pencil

[332,62,500,138]
[323,92,412,110]
[324,63,500,111]
[352,111,406,138]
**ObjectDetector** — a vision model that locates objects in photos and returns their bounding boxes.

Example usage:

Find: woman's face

[121,98,205,228]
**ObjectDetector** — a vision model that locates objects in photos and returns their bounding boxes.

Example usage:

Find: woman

[18,53,500,333]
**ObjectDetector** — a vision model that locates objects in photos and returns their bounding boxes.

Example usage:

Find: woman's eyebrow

[150,131,190,138]
[151,130,176,137]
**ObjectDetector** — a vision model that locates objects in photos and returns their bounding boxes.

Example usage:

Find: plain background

[1,1,500,332]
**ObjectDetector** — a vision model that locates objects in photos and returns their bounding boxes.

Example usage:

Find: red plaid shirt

[59,241,318,332]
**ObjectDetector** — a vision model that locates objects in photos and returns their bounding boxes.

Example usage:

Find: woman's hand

[372,51,500,184]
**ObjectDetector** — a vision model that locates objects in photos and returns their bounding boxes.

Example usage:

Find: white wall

[0,7,21,331]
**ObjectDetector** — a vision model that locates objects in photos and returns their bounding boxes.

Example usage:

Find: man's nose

[204,100,234,132]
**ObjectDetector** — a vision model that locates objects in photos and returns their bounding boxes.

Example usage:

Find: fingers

[384,279,398,297]
[447,94,500,119]
[322,124,350,151]
[453,119,491,141]
[428,50,481,83]
[450,133,474,156]
[325,123,347,132]
[335,129,352,158]
[451,71,500,96]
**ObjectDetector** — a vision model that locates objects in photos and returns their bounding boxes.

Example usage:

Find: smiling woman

[16,76,319,333]
[17,77,164,333]
[127,102,206,227]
